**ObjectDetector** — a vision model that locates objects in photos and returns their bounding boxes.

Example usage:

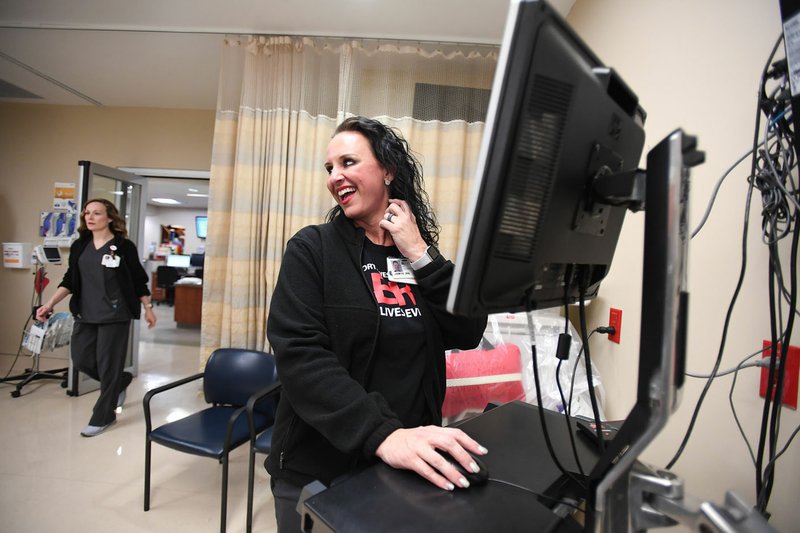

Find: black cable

[525,309,587,491]
[772,242,800,319]
[556,358,585,477]
[577,273,605,451]
[665,35,785,472]
[554,273,585,478]
[758,209,798,512]
[760,422,800,488]
[665,150,754,471]
[729,347,777,466]
[567,330,599,416]
[486,478,584,511]
[756,243,780,509]
[751,36,799,511]
[2,267,42,383]
[691,143,766,239]
[0,315,33,383]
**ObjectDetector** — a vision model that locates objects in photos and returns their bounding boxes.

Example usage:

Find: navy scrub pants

[70,321,131,426]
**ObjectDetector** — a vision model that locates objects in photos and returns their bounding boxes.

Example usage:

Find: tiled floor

[0,305,277,532]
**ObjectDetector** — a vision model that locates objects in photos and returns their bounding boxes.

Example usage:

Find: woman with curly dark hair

[325,116,440,247]
[36,198,155,437]
[267,116,488,532]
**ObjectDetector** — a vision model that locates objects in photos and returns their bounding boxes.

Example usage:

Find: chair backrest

[203,348,277,409]
[156,265,180,287]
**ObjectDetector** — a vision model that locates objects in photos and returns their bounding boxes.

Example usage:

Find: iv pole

[0,253,69,397]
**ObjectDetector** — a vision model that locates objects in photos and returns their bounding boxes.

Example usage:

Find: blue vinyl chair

[245,380,281,533]
[143,348,278,533]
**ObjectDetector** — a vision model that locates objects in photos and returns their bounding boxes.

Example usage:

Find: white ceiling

[0,0,574,208]
[0,0,575,109]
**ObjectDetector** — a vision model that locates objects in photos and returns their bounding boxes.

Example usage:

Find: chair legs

[143,442,231,533]
[220,454,229,533]
[246,447,256,533]
[144,437,151,511]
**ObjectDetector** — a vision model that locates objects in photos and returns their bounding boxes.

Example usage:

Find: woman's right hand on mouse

[375,426,488,491]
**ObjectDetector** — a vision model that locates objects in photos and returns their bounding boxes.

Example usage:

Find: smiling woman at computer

[266,116,489,532]
[35,198,156,437]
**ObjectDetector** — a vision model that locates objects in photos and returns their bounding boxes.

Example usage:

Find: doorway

[128,171,209,348]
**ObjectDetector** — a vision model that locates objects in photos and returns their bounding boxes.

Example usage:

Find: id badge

[386,257,417,285]
[102,254,121,268]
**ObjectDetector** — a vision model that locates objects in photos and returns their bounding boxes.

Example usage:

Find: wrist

[409,245,440,271]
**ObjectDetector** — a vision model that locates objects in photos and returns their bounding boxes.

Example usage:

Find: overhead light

[111,191,124,195]
[152,198,181,205]
[186,193,208,198]
[187,188,199,192]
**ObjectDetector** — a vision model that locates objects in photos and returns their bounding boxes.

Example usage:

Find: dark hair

[78,198,128,239]
[325,116,440,247]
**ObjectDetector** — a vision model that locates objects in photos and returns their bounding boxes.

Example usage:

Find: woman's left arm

[139,295,156,328]
[123,240,156,328]
[123,241,151,295]
[415,258,487,350]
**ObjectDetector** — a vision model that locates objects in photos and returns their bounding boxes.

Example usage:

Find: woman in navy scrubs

[36,198,156,437]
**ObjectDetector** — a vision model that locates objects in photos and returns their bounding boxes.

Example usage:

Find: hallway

[0,306,277,532]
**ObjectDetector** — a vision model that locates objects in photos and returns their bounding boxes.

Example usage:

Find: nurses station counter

[174,279,202,326]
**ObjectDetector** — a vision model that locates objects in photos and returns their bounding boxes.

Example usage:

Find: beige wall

[568,0,798,529]
[0,103,214,354]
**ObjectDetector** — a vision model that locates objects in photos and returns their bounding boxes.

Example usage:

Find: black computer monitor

[447,0,646,317]
[446,2,702,529]
[189,253,205,268]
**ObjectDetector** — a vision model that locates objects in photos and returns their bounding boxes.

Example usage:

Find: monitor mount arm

[628,463,776,533]
[589,135,705,214]
[591,167,647,213]
[585,129,701,532]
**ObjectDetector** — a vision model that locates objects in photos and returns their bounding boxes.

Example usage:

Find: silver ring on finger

[385,212,394,223]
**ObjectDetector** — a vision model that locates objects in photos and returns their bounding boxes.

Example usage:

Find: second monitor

[166,254,192,269]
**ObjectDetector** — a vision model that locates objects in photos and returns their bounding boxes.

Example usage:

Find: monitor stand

[586,129,701,531]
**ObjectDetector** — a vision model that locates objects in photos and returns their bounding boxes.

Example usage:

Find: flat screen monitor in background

[189,253,205,268]
[196,215,208,239]
[166,254,191,268]
[447,0,646,317]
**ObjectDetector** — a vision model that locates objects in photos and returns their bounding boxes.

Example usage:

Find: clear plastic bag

[443,309,605,424]
[23,312,74,354]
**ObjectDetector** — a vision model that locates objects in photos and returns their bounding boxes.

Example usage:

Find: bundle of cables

[749,36,799,516]
[666,34,799,518]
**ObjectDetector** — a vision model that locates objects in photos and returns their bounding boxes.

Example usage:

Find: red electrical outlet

[759,341,799,410]
[608,308,622,344]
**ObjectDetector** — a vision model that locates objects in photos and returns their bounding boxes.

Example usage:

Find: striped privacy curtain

[201,35,498,364]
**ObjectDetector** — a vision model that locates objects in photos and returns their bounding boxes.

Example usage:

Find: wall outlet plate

[608,307,622,343]
[760,341,799,410]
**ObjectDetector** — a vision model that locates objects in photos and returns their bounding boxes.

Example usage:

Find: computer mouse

[436,449,489,486]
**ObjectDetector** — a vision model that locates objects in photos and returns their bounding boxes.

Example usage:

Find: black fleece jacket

[59,232,150,320]
[266,215,487,487]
